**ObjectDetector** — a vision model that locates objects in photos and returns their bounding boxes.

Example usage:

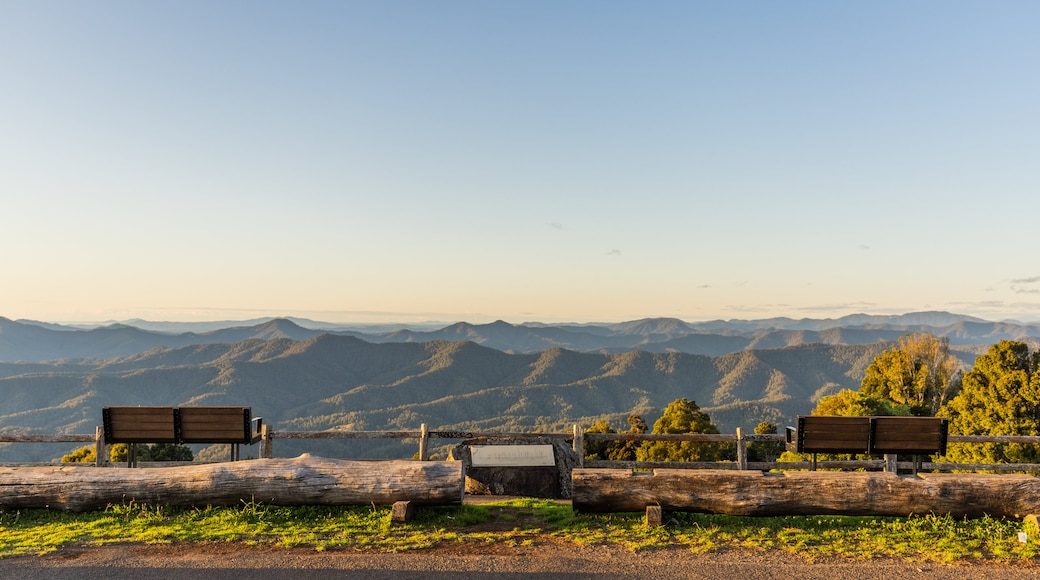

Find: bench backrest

[871,416,948,455]
[788,415,950,456]
[179,406,256,444]
[102,406,179,444]
[102,406,259,445]
[791,415,872,454]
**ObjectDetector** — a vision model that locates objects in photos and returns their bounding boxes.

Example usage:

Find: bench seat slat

[802,417,870,426]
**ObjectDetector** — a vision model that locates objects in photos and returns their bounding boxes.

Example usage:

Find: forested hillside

[0,335,900,462]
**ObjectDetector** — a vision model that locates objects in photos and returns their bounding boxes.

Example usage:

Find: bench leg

[128,443,137,468]
[811,453,817,472]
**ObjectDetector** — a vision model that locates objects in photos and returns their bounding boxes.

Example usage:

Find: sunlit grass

[1,498,1038,564]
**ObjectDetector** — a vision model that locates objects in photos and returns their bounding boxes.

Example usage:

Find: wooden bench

[786,415,948,472]
[102,406,262,466]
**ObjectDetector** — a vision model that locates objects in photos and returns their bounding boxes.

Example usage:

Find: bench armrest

[784,426,798,452]
[249,417,263,444]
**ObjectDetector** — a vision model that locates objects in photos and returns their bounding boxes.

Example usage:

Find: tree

[636,398,723,462]
[812,389,912,418]
[148,443,194,461]
[583,415,648,461]
[859,333,963,415]
[109,443,131,463]
[109,443,194,463]
[606,414,647,461]
[747,421,784,463]
[939,340,1040,465]
[583,418,615,460]
[61,445,96,463]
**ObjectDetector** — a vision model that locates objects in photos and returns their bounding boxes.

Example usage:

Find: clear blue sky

[3,2,1039,324]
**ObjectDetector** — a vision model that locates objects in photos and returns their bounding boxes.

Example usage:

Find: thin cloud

[1011,276,1040,294]
[547,222,564,231]
[724,303,791,314]
[607,249,622,256]
[794,302,877,313]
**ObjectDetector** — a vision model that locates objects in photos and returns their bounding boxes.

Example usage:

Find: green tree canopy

[812,389,912,417]
[636,398,723,462]
[859,333,963,415]
[583,418,615,461]
[939,340,1040,464]
[747,421,784,463]
[61,445,96,463]
[583,415,648,461]
[606,414,648,461]
[109,443,194,463]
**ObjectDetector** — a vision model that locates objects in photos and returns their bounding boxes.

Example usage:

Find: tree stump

[391,500,416,524]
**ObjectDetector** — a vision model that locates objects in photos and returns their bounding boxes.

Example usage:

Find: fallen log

[572,468,1040,519]
[0,454,463,512]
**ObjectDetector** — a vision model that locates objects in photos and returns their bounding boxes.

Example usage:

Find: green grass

[1,498,1038,564]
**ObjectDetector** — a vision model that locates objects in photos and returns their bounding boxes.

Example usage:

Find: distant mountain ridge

[3,311,1039,363]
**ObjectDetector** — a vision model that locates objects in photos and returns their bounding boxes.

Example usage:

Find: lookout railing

[2,425,1039,473]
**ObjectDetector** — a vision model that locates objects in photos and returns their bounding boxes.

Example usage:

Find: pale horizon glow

[3,2,1040,326]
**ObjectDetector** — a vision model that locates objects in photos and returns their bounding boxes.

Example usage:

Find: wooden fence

[3,424,1040,473]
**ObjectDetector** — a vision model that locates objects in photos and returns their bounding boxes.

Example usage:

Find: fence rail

[3,426,1040,473]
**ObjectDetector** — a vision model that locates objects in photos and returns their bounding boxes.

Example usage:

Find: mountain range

[2,311,1037,463]
[4,311,1038,363]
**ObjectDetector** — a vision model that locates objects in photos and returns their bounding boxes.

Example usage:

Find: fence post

[573,424,584,468]
[95,425,107,467]
[885,454,897,473]
[736,427,748,470]
[261,423,273,459]
[419,423,430,461]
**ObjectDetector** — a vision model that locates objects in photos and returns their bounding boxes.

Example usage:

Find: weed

[1,501,1038,563]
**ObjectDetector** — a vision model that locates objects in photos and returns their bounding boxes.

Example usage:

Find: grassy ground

[1,498,1038,564]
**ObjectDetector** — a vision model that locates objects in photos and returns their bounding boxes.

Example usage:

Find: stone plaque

[469,444,556,467]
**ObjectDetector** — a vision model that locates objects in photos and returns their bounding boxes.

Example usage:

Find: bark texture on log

[0,454,463,512]
[572,468,1040,519]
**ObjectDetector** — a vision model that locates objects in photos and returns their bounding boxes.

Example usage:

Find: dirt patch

[458,505,550,532]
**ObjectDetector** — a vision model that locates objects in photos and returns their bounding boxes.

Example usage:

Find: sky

[2,1,1039,325]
